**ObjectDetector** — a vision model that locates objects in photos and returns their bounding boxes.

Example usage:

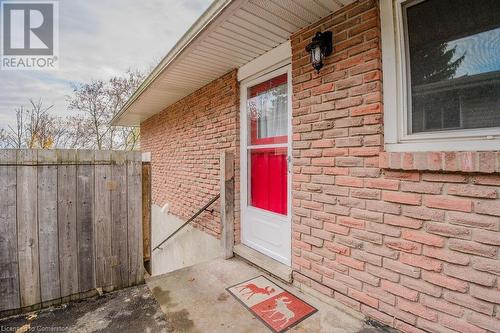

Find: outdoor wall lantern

[305,31,333,73]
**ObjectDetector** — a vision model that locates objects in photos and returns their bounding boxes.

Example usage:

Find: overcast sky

[0,0,212,129]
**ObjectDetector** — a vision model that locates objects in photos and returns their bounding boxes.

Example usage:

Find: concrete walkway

[0,258,395,333]
[147,257,390,333]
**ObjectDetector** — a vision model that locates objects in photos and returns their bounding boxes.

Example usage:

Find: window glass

[405,0,500,133]
[247,73,288,145]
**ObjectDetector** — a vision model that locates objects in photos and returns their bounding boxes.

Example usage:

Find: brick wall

[290,1,500,332]
[140,70,240,239]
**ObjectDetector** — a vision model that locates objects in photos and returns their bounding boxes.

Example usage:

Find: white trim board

[237,40,291,82]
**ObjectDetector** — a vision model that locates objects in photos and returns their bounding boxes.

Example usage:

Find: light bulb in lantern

[305,31,333,73]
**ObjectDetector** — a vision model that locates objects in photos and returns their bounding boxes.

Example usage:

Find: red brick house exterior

[129,1,500,332]
[288,3,500,332]
[141,71,241,239]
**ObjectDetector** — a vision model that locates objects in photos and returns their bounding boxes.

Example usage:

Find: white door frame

[239,64,292,266]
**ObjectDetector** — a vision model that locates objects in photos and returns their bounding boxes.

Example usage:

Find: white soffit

[112,0,355,126]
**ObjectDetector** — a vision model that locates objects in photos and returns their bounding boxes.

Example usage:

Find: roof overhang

[112,0,355,126]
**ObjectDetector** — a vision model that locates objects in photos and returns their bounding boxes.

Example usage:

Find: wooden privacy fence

[0,149,143,315]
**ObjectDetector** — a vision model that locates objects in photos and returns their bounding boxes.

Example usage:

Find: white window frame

[381,0,500,152]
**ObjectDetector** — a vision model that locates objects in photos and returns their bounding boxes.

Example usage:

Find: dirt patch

[151,286,195,332]
[217,293,229,302]
[0,285,169,333]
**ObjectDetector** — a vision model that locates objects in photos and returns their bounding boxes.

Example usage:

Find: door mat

[227,276,317,333]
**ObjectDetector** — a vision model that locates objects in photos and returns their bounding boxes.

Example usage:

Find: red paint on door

[250,147,287,215]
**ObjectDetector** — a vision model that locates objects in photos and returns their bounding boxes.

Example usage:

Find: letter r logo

[2,2,54,56]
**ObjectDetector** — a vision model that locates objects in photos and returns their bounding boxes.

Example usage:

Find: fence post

[220,150,234,259]
[142,152,152,274]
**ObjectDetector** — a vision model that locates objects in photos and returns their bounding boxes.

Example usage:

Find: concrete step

[151,209,223,276]
[233,244,293,283]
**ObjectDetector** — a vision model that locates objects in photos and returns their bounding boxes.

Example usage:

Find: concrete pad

[147,257,389,333]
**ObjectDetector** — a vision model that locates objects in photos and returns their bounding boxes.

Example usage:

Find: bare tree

[26,99,66,149]
[106,69,144,150]
[0,128,8,148]
[0,70,145,150]
[4,106,27,148]
[0,99,67,149]
[117,126,140,151]
[68,80,108,150]
[67,69,144,150]
[64,115,94,149]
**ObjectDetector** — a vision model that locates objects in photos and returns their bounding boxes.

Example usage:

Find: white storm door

[240,65,292,266]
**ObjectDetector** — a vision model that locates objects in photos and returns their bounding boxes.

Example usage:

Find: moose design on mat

[260,296,295,329]
[238,282,276,299]
[227,276,317,333]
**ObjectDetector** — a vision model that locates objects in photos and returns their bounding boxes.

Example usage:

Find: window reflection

[247,73,288,145]
[405,0,500,133]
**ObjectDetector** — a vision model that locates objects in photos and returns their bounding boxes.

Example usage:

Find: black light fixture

[305,31,333,73]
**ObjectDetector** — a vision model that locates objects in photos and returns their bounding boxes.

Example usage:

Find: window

[247,73,288,145]
[382,0,500,151]
[246,72,289,215]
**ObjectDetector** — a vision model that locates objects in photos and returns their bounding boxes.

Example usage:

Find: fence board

[77,150,95,292]
[57,150,79,298]
[94,151,112,288]
[0,149,144,314]
[0,150,20,311]
[17,150,41,307]
[127,153,143,285]
[111,152,129,288]
[37,150,61,302]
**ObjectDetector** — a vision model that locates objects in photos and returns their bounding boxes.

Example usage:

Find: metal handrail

[152,193,220,252]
